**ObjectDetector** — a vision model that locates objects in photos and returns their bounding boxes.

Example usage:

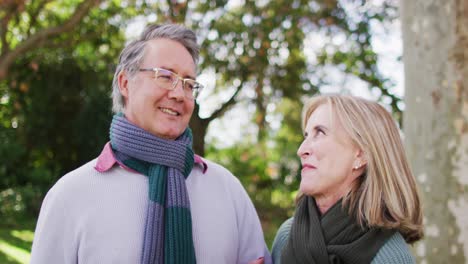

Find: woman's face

[297,103,363,206]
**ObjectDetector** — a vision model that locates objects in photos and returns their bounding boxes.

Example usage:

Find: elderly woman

[272,94,423,264]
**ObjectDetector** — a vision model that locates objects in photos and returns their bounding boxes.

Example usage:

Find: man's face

[119,38,196,139]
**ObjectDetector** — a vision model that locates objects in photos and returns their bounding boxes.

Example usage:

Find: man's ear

[118,70,129,98]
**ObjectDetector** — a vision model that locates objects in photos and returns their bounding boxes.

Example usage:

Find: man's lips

[159,107,180,116]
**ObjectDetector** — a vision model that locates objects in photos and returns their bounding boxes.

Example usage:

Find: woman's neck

[314,191,346,214]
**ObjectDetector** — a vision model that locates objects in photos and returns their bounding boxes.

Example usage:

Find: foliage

[0,0,402,249]
[191,0,400,143]
[185,0,400,230]
[0,0,140,216]
[0,57,116,217]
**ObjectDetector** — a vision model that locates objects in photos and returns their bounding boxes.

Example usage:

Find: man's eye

[185,81,195,90]
[157,74,172,80]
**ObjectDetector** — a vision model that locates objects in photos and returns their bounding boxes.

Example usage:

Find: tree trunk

[190,103,209,157]
[401,0,468,263]
[255,73,267,142]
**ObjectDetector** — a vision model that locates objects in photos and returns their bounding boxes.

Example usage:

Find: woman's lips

[302,164,316,169]
[301,164,316,172]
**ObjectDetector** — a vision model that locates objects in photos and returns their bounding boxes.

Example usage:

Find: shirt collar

[95,142,208,174]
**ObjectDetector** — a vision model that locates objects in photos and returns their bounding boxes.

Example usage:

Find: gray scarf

[281,196,395,264]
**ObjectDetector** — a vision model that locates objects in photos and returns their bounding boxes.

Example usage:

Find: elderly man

[30,24,271,264]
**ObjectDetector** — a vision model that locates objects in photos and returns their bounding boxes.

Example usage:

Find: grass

[0,218,35,264]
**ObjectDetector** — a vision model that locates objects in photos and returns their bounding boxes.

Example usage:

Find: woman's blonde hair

[300,94,423,243]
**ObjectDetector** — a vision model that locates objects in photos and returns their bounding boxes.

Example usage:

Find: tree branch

[0,0,101,79]
[38,32,98,51]
[205,83,243,123]
[27,0,52,36]
[0,1,22,55]
[166,0,175,22]
[1,16,9,54]
[165,0,188,23]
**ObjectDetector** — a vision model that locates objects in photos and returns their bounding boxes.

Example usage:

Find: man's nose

[168,79,185,100]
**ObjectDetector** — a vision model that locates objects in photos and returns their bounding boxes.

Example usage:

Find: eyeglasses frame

[138,67,204,99]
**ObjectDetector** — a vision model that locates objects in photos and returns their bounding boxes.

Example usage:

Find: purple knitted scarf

[110,114,196,264]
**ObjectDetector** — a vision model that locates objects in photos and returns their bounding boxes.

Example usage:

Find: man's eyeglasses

[138,68,204,100]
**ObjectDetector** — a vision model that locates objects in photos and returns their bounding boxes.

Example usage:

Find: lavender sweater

[31,158,271,264]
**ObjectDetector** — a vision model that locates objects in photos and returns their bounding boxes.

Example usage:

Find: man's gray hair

[111,24,199,113]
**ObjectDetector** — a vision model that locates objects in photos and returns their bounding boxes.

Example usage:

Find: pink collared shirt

[94,142,208,174]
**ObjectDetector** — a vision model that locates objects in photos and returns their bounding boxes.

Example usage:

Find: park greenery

[1,0,399,262]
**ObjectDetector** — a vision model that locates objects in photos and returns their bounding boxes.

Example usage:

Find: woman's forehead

[305,104,333,127]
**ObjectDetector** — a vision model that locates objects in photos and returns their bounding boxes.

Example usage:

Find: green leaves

[0,0,134,199]
[0,0,401,224]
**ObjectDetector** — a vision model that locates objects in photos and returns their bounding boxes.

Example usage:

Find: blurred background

[0,0,466,263]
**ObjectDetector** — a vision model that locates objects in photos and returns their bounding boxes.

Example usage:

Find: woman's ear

[353,149,367,170]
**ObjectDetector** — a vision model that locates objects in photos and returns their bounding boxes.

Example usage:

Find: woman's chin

[299,182,317,197]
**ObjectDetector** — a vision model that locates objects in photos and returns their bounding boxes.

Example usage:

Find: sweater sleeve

[371,232,416,264]
[271,217,293,264]
[231,177,272,264]
[30,176,79,264]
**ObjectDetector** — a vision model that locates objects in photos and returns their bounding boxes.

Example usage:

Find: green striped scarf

[110,114,196,264]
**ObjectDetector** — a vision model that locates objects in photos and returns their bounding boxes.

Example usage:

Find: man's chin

[150,128,184,140]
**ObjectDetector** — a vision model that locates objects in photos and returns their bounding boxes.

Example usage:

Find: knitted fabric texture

[271,218,415,264]
[110,114,196,264]
[281,196,395,264]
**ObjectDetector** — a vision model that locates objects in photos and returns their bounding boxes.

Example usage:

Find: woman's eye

[314,127,325,137]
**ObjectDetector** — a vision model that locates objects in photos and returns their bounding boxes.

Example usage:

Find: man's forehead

[142,39,196,76]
